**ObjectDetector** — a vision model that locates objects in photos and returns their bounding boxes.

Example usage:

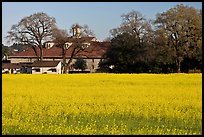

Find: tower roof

[72,23,81,29]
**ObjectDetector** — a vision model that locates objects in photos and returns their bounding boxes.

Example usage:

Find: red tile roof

[31,61,60,67]
[9,41,110,59]
[2,63,22,69]
[67,36,95,43]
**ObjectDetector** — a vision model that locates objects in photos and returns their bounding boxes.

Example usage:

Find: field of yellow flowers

[2,73,202,135]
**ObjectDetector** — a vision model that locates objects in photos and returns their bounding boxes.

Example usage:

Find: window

[51,69,56,72]
[48,68,56,72]
[33,68,40,72]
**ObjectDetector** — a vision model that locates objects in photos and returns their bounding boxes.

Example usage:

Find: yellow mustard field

[2,74,202,135]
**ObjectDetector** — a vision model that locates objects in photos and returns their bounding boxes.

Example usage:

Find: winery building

[4,24,110,74]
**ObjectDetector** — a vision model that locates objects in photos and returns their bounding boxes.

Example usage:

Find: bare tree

[53,24,93,73]
[6,12,56,61]
[81,24,95,37]
[110,10,152,46]
[52,27,70,73]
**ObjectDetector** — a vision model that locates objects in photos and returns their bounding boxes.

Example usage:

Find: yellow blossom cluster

[2,73,202,135]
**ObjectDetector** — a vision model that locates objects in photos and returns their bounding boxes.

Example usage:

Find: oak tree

[6,12,57,61]
[154,4,202,72]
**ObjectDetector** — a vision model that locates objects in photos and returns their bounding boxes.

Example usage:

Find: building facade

[7,40,110,73]
[5,24,111,74]
[31,61,62,74]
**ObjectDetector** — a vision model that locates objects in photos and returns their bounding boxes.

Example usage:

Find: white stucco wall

[9,58,38,63]
[2,68,21,74]
[32,62,61,74]
[9,57,102,73]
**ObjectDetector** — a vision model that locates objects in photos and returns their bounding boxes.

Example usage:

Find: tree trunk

[176,59,181,73]
[64,47,81,73]
[40,47,43,61]
[62,47,67,74]
[64,64,68,74]
[65,48,77,74]
[32,46,39,61]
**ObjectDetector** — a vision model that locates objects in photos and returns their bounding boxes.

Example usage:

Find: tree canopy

[100,5,202,73]
[154,4,202,72]
[6,12,57,61]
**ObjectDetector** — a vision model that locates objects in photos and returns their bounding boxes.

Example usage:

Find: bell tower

[72,23,81,38]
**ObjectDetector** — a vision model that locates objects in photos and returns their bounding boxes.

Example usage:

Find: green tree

[6,12,57,61]
[151,28,176,73]
[110,10,152,43]
[2,44,9,59]
[100,10,154,73]
[100,32,147,73]
[74,57,87,71]
[154,4,202,72]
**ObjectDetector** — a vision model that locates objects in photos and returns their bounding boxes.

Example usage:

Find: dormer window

[82,42,90,48]
[44,42,54,49]
[64,42,72,49]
